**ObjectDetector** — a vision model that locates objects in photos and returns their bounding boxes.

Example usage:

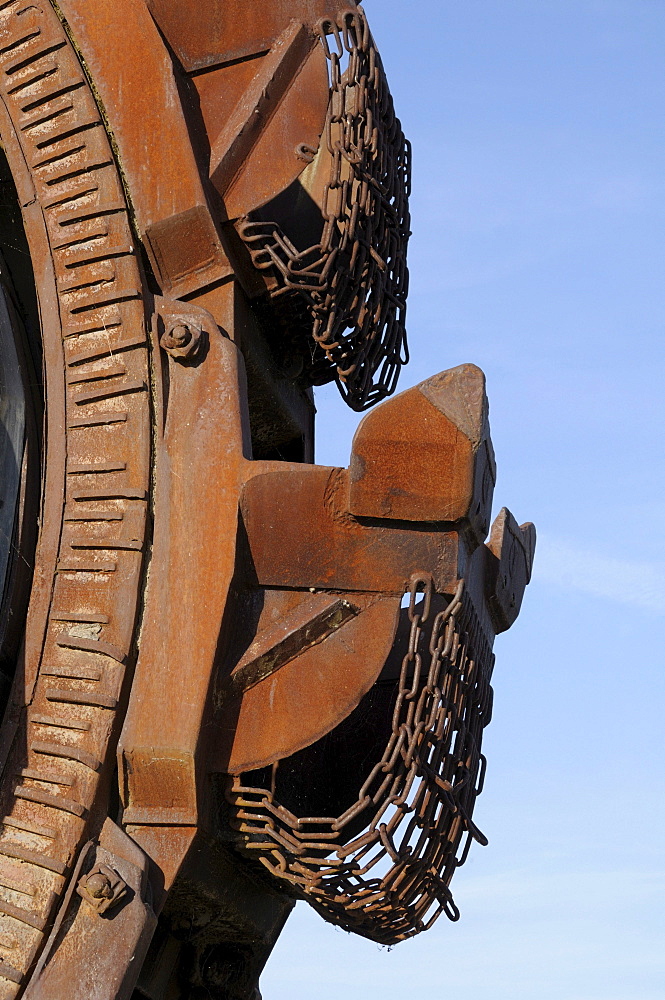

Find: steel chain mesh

[226,578,495,944]
[239,6,411,411]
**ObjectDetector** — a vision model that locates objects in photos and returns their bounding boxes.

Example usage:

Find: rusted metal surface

[118,303,248,835]
[486,508,537,632]
[208,20,325,211]
[56,0,234,300]
[24,819,156,1000]
[0,2,150,994]
[0,1,535,997]
[213,592,402,773]
[147,0,345,71]
[348,364,496,536]
[239,464,461,593]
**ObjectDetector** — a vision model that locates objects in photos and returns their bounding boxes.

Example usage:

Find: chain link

[226,579,496,945]
[239,6,411,411]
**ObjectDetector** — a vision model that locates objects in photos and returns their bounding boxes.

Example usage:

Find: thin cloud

[535,534,665,614]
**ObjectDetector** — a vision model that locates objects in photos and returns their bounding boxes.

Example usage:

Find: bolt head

[77,863,128,914]
[168,324,192,347]
[160,320,203,361]
[85,872,113,899]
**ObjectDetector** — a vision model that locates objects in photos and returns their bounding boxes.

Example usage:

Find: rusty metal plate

[147,0,356,71]
[211,34,330,219]
[240,464,461,595]
[211,592,401,774]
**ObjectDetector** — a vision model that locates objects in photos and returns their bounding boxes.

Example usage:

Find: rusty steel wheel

[0,3,151,993]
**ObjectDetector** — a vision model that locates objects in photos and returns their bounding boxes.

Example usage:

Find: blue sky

[262,3,665,997]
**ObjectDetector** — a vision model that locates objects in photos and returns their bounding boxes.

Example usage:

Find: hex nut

[160,321,203,361]
[85,871,113,899]
[77,863,128,915]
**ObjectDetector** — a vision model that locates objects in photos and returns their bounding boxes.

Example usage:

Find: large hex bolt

[160,320,203,361]
[85,871,113,900]
[77,863,129,915]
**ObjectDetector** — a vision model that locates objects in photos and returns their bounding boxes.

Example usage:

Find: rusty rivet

[160,321,203,361]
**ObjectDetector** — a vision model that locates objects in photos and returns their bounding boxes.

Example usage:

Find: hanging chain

[239,6,411,411]
[227,577,496,945]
